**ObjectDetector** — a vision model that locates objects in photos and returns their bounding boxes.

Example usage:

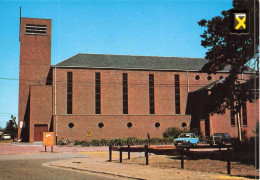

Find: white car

[1,134,11,140]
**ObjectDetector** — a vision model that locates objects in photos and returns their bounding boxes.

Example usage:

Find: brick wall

[30,86,52,142]
[18,18,52,141]
[55,115,191,141]
[52,67,259,141]
[210,100,259,138]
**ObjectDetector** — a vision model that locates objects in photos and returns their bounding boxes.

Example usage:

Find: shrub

[71,137,177,147]
[100,139,109,146]
[57,138,71,146]
[82,141,89,146]
[74,140,81,146]
[162,127,182,139]
[91,139,100,146]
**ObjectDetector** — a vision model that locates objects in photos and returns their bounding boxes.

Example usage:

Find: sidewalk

[0,143,108,155]
[44,151,251,180]
[1,143,255,179]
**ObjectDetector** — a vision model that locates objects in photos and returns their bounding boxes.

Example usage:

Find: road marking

[215,175,248,179]
[78,151,108,154]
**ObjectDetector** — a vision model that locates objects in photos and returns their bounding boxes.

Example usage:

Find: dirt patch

[122,155,259,179]
[0,140,13,143]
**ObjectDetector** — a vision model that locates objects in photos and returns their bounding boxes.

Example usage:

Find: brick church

[18,17,259,142]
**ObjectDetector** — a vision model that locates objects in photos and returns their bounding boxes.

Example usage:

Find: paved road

[0,154,117,180]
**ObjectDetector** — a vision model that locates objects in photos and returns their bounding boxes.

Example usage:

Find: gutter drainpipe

[54,67,58,144]
[187,71,189,93]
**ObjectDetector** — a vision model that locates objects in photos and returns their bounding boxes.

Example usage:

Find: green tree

[198,0,259,75]
[4,115,18,140]
[198,0,259,114]
[198,0,259,141]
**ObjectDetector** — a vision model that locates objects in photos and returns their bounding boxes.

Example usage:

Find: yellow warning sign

[86,131,92,137]
[235,14,246,30]
[230,10,248,34]
[43,132,54,146]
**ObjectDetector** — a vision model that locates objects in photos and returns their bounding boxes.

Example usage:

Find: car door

[189,134,198,144]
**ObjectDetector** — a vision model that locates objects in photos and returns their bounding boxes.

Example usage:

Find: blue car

[174,133,199,147]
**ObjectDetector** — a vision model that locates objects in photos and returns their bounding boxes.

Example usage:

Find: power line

[0,113,18,116]
[0,77,19,81]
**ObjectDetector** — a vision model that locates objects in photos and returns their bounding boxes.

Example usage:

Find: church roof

[54,53,231,72]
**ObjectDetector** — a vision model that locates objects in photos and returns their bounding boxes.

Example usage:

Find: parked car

[206,133,232,146]
[1,134,11,140]
[174,133,199,147]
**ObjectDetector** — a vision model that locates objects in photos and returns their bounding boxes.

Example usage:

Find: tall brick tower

[18,18,52,142]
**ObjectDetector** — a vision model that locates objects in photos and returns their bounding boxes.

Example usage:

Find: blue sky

[0,0,233,128]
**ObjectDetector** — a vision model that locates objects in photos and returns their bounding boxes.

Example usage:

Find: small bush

[163,127,182,139]
[57,138,71,146]
[80,141,88,146]
[91,139,100,146]
[100,139,109,146]
[74,140,81,146]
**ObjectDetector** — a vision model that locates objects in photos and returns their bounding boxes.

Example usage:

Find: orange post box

[43,132,54,147]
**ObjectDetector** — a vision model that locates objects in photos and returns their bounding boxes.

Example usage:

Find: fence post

[128,144,130,159]
[119,147,122,163]
[109,145,112,162]
[227,148,231,174]
[145,144,149,165]
[181,147,184,169]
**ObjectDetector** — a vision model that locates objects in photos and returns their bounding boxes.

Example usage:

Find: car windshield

[224,133,231,138]
[179,134,191,138]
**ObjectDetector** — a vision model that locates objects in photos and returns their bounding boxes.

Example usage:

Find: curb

[46,163,147,180]
[11,142,43,146]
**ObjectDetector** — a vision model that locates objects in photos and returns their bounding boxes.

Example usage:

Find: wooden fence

[108,144,233,174]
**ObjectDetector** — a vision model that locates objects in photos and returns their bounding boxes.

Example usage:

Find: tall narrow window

[175,75,180,114]
[242,102,247,126]
[95,72,101,114]
[149,74,155,114]
[67,72,73,114]
[230,102,235,126]
[123,73,128,114]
